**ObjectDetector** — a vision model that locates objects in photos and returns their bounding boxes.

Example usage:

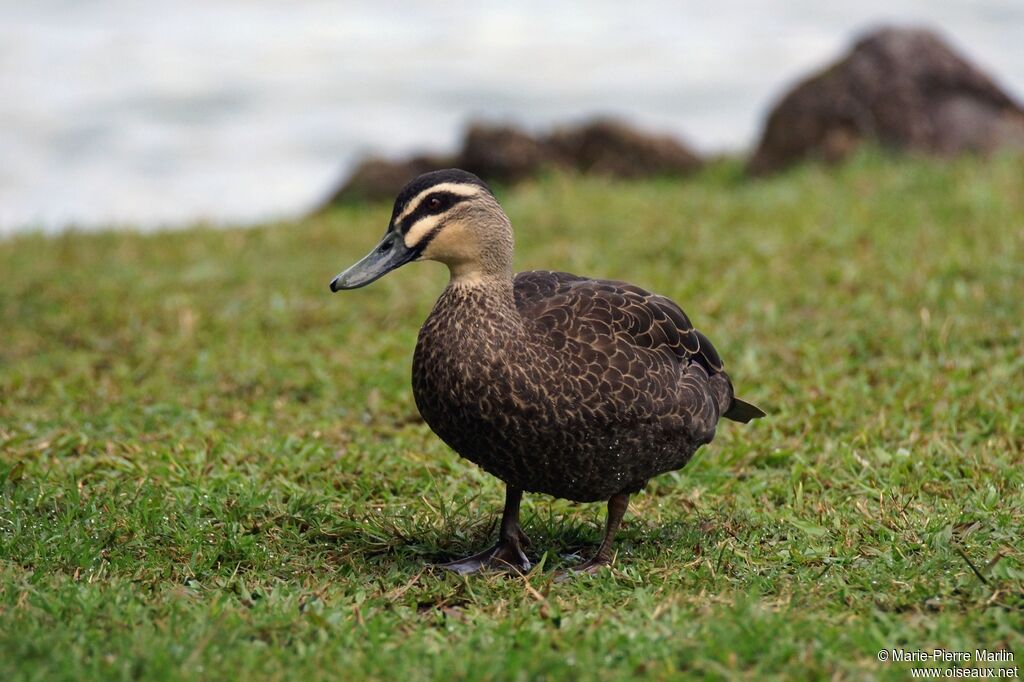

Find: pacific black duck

[330,169,764,575]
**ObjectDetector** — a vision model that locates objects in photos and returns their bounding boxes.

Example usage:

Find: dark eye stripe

[399,191,467,234]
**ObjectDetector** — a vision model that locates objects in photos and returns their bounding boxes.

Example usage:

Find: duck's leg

[563,492,629,576]
[438,486,531,575]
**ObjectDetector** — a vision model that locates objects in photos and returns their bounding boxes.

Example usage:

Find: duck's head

[330,169,513,291]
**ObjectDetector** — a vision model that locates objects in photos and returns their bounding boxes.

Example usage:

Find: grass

[1,151,1022,680]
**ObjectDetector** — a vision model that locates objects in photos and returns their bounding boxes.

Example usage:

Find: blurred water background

[1,0,1022,233]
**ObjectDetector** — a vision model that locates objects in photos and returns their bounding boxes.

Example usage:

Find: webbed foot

[438,536,531,575]
[438,487,530,575]
[554,554,613,581]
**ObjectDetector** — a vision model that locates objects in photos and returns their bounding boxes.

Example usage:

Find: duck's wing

[514,271,765,424]
[513,270,723,374]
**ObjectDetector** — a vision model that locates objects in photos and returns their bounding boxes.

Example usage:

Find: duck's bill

[329,232,417,291]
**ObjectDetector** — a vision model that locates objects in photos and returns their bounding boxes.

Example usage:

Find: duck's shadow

[309,511,714,571]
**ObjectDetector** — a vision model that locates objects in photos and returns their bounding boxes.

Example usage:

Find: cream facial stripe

[396,183,482,225]
[403,214,444,249]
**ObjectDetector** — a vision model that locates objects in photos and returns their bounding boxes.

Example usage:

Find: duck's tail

[723,397,766,423]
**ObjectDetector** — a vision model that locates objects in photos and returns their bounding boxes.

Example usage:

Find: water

[1,1,1022,233]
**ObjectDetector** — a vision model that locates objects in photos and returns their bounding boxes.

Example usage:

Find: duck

[330,169,764,575]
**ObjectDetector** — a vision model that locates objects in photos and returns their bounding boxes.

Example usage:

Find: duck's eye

[427,197,442,210]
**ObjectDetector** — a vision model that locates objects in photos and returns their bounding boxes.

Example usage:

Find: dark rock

[749,27,1024,175]
[321,153,454,205]
[320,118,703,208]
[548,118,702,178]
[457,123,556,182]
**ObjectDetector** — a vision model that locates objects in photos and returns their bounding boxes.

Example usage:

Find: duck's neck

[447,267,516,307]
[436,264,523,343]
[448,260,511,287]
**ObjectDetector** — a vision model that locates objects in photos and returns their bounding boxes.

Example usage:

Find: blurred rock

[548,118,702,178]
[748,27,1024,175]
[321,153,454,205]
[457,123,556,182]
[320,118,702,208]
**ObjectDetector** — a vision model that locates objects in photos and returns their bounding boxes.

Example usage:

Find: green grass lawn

[1,152,1022,681]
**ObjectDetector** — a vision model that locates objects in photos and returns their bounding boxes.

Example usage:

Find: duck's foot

[438,536,530,575]
[439,487,530,575]
[554,556,611,582]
